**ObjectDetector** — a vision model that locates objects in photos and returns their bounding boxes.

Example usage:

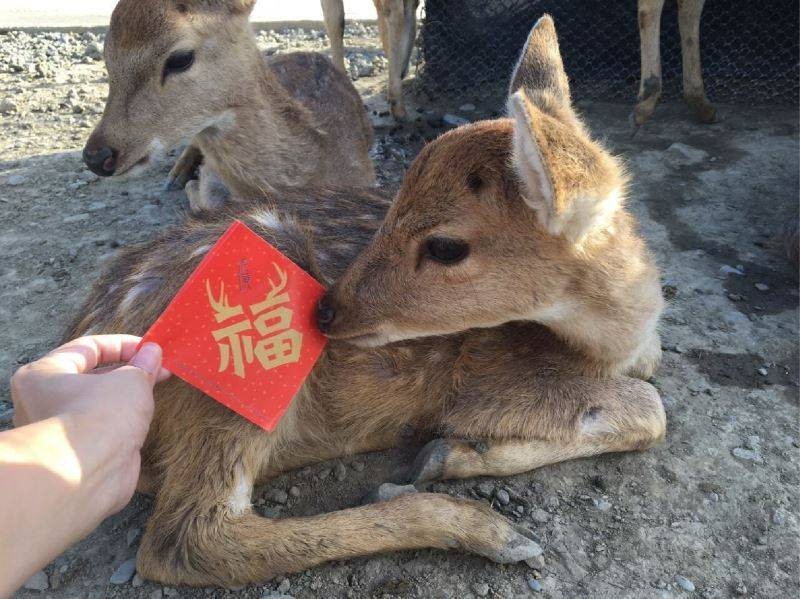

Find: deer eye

[163,50,195,80]
[424,237,470,265]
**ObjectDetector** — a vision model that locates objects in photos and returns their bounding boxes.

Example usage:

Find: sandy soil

[1,22,798,599]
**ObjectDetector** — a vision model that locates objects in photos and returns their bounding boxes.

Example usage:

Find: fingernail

[130,343,162,375]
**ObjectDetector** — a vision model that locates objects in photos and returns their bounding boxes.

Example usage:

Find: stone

[352,460,365,472]
[664,142,709,167]
[495,489,510,505]
[732,447,762,463]
[364,482,418,504]
[720,265,744,276]
[277,578,292,593]
[471,581,490,596]
[675,574,695,592]
[754,283,770,292]
[527,575,543,592]
[525,555,546,569]
[594,498,612,512]
[475,482,494,498]
[270,489,289,504]
[127,527,141,547]
[132,574,145,587]
[288,485,301,498]
[459,103,476,112]
[85,41,104,60]
[531,508,551,524]
[0,98,19,115]
[757,367,768,376]
[150,591,163,599]
[334,462,348,481]
[443,113,469,128]
[109,557,137,584]
[6,174,26,186]
[23,570,49,591]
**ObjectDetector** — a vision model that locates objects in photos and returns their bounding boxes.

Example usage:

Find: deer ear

[509,90,623,243]
[509,15,571,110]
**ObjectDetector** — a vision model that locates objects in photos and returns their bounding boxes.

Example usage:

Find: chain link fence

[416,0,799,104]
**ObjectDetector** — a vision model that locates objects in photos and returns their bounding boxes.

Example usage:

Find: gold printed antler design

[206,279,245,323]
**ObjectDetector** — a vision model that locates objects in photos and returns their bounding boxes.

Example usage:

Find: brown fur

[86,0,374,208]
[67,17,666,587]
[322,0,419,119]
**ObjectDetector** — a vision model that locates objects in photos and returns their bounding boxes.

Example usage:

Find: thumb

[128,343,167,385]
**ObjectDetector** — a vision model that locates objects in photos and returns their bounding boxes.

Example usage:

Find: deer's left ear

[509,90,623,243]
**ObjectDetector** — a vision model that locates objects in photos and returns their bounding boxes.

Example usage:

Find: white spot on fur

[190,244,212,258]
[227,467,252,516]
[252,210,283,231]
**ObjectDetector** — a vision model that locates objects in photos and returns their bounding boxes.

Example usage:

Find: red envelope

[141,220,328,431]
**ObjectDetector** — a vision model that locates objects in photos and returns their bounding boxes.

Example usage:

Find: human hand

[10,335,169,515]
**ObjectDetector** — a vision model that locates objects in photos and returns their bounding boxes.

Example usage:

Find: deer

[62,16,666,587]
[82,0,376,213]
[321,0,419,119]
[634,0,716,126]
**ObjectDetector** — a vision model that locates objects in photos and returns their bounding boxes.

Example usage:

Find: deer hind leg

[321,0,346,72]
[186,164,230,214]
[137,409,542,586]
[166,143,203,191]
[633,0,666,127]
[678,0,716,123]
[408,378,666,483]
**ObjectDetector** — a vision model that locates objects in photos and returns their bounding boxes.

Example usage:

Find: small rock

[334,462,348,481]
[531,508,550,524]
[527,575,543,593]
[664,142,709,167]
[720,265,744,276]
[127,527,141,547]
[85,41,104,60]
[475,482,494,498]
[471,581,490,597]
[745,435,761,450]
[23,570,49,591]
[757,367,768,376]
[675,574,695,592]
[132,574,145,587]
[734,582,748,595]
[525,554,545,569]
[459,103,476,112]
[270,489,289,504]
[318,467,331,480]
[754,283,770,292]
[594,498,612,511]
[163,588,179,597]
[732,447,762,463]
[364,482,418,504]
[288,485,300,498]
[150,591,163,599]
[0,98,19,115]
[727,293,744,301]
[6,174,26,186]
[495,489,510,505]
[351,460,365,472]
[773,508,787,525]
[443,113,469,128]
[109,557,137,584]
[277,578,291,593]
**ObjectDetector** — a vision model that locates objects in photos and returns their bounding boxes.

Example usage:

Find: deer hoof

[407,438,453,483]
[164,175,184,191]
[685,95,717,123]
[474,521,544,565]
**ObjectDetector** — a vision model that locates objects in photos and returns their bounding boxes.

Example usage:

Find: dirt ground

[1,22,799,599]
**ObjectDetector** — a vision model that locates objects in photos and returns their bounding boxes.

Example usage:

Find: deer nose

[316,295,336,334]
[82,145,117,177]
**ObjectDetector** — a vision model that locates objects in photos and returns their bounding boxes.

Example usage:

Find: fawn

[634,0,716,126]
[82,0,375,212]
[321,0,419,119]
[64,16,665,587]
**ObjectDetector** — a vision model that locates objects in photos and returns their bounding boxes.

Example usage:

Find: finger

[128,343,164,385]
[34,335,144,374]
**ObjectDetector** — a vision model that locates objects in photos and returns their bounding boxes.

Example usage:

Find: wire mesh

[416,0,799,104]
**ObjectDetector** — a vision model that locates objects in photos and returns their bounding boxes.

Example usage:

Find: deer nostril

[316,296,336,334]
[82,145,117,177]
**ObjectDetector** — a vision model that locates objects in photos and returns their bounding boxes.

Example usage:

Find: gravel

[471,581,490,596]
[23,570,49,591]
[109,558,137,585]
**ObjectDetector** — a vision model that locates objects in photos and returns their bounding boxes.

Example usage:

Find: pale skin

[0,335,169,596]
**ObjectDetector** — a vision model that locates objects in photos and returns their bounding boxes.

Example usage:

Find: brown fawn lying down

[321,0,419,119]
[82,0,375,212]
[66,17,665,587]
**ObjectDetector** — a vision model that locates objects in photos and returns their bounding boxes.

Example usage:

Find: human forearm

[0,416,117,595]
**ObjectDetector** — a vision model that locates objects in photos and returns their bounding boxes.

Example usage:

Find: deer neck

[195,44,323,196]
[531,234,664,378]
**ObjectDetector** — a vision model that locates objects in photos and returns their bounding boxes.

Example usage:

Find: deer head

[83,0,258,177]
[319,16,661,372]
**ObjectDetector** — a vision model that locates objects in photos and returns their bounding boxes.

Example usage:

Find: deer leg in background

[321,0,346,71]
[678,0,716,122]
[165,143,203,191]
[376,0,417,119]
[632,0,666,127]
[186,164,231,214]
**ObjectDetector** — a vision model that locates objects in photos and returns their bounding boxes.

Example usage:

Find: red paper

[141,220,327,431]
